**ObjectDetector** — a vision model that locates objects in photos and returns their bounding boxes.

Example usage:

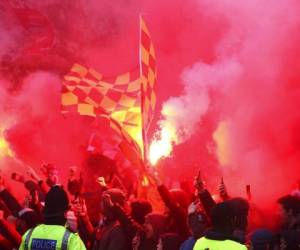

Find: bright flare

[213,121,231,166]
[0,128,13,159]
[149,123,177,166]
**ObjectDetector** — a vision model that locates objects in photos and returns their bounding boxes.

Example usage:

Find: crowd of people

[0,162,299,249]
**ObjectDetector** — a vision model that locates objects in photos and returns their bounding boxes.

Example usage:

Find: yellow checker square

[111,110,127,123]
[141,18,150,36]
[128,106,141,113]
[142,78,149,92]
[122,128,134,142]
[141,76,148,87]
[78,103,95,117]
[89,68,103,81]
[124,111,141,125]
[98,81,114,90]
[141,46,150,65]
[115,73,130,85]
[72,64,88,77]
[100,96,117,110]
[144,97,150,113]
[147,68,155,87]
[119,94,136,108]
[62,92,78,105]
[150,92,156,108]
[149,43,156,59]
[143,112,149,125]
[95,86,108,96]
[125,126,142,147]
[64,75,81,84]
[127,79,141,92]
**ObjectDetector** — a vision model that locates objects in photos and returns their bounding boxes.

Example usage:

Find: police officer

[193,201,247,250]
[19,185,86,250]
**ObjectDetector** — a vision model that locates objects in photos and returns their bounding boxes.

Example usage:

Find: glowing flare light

[213,121,231,166]
[0,128,13,159]
[149,123,177,166]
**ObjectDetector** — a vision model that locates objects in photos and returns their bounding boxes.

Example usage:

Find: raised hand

[65,210,78,233]
[96,176,107,188]
[218,177,229,200]
[193,170,205,193]
[102,193,114,209]
[71,198,88,217]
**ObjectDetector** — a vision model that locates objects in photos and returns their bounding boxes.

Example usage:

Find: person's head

[163,189,189,216]
[229,197,249,231]
[278,230,300,250]
[100,188,126,220]
[43,185,69,225]
[44,164,59,187]
[130,199,152,225]
[250,229,275,250]
[210,201,236,234]
[156,233,181,250]
[277,195,300,226]
[15,209,41,234]
[67,179,82,196]
[144,213,169,240]
[187,211,209,239]
[169,189,189,210]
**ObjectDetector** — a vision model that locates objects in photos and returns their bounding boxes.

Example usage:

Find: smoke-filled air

[1,0,300,232]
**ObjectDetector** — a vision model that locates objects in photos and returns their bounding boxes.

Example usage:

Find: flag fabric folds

[61,17,156,160]
[140,16,157,133]
[61,64,143,149]
[87,115,142,164]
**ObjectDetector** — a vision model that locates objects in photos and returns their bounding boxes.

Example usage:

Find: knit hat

[169,189,189,210]
[130,199,152,225]
[103,188,126,207]
[250,229,274,250]
[18,208,41,228]
[44,186,69,218]
[145,213,169,240]
[188,211,209,238]
[20,211,41,228]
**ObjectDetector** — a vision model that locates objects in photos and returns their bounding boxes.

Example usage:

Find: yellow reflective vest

[193,237,247,250]
[19,224,86,250]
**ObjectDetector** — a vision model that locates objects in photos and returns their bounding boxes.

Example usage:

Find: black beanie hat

[44,186,69,218]
[250,229,274,249]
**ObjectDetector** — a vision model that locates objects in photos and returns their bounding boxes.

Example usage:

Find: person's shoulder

[180,237,196,249]
[22,225,39,238]
[193,237,247,250]
[194,236,207,243]
[68,231,86,247]
[193,237,207,249]
[225,239,247,249]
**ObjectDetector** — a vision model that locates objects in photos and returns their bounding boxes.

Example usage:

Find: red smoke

[0,0,300,215]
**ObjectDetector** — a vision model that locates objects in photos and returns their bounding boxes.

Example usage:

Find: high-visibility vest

[193,237,247,250]
[19,224,86,250]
